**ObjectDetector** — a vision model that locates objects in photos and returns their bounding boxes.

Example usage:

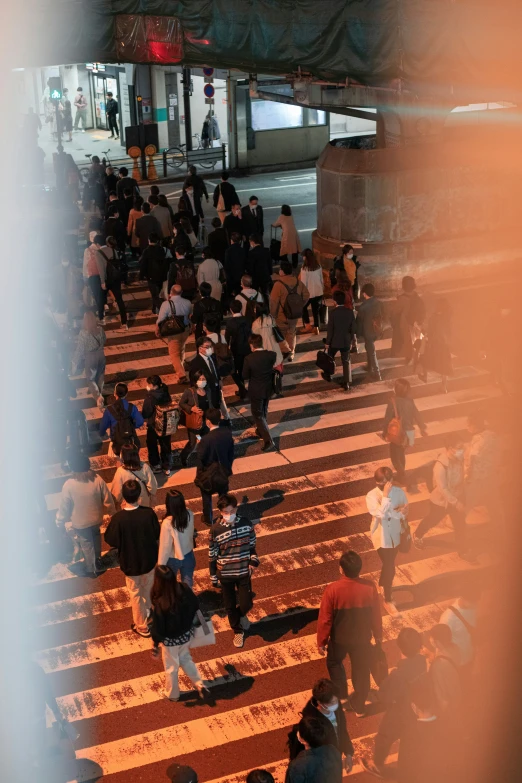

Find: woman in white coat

[158,489,196,588]
[299,248,324,335]
[251,301,284,371]
[197,246,223,301]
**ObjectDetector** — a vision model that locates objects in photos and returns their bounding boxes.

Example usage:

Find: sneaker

[117,324,129,331]
[131,623,151,638]
[413,535,425,550]
[383,600,400,616]
[164,467,171,476]
[261,441,275,452]
[161,689,179,702]
[240,616,251,631]
[346,696,366,718]
[361,758,385,779]
[151,465,163,474]
[287,355,294,363]
[233,631,245,648]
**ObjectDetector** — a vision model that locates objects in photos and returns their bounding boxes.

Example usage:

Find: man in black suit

[213,171,240,224]
[241,195,264,242]
[104,206,127,253]
[224,232,247,297]
[242,333,276,451]
[324,290,356,391]
[189,336,223,410]
[195,407,235,524]
[182,182,202,236]
[224,203,247,245]
[246,234,273,296]
[116,166,140,201]
[207,217,228,263]
[134,202,161,252]
[225,299,251,399]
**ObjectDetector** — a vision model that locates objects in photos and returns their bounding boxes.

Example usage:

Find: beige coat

[272,214,301,256]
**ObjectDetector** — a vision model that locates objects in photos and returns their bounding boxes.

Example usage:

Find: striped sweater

[209,516,259,583]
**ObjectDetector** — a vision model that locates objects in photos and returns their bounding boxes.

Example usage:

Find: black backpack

[99,249,121,287]
[109,400,138,450]
[278,280,306,320]
[213,340,235,377]
[239,291,261,323]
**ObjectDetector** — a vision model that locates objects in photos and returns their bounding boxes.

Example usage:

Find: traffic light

[48,76,63,101]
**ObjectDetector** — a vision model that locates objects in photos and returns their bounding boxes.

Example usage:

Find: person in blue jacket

[99,382,144,457]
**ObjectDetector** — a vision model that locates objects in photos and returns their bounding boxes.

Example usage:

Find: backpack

[109,401,138,450]
[99,249,121,287]
[213,339,235,377]
[176,262,197,292]
[407,292,426,326]
[278,280,306,320]
[154,403,180,436]
[239,291,260,323]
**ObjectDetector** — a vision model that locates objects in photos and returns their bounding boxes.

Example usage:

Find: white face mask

[197,379,207,388]
[320,700,339,716]
[145,385,152,392]
[204,347,213,357]
[221,512,236,523]
[347,252,353,259]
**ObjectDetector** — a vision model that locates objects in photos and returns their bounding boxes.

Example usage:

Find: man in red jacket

[317,550,382,717]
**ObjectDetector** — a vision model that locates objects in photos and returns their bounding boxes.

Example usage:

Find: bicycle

[168,133,218,170]
[80,150,120,183]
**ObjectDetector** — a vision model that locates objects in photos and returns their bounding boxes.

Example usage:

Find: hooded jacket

[141,384,172,429]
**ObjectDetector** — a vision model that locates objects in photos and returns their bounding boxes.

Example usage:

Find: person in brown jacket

[269,259,309,361]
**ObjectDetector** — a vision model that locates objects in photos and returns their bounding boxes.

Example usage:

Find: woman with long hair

[149,565,208,701]
[55,452,115,576]
[158,192,175,223]
[72,310,106,407]
[299,248,324,335]
[110,443,157,508]
[141,374,173,474]
[251,301,284,370]
[330,268,354,310]
[173,196,192,225]
[272,204,301,269]
[127,195,144,257]
[158,489,196,586]
[178,369,210,467]
[382,377,427,484]
[172,222,193,259]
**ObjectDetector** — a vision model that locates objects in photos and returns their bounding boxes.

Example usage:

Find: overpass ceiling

[16,0,522,104]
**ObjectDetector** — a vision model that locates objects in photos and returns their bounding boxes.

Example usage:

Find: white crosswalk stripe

[36,294,494,782]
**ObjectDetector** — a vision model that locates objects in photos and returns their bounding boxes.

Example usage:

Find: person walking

[246,234,273,296]
[391,276,425,363]
[179,370,210,468]
[149,566,209,701]
[209,492,259,648]
[134,202,161,253]
[272,205,301,268]
[104,207,127,254]
[127,195,144,258]
[417,298,452,393]
[235,275,265,320]
[425,624,462,715]
[156,284,192,384]
[361,627,427,778]
[269,260,309,362]
[332,245,358,298]
[197,247,224,301]
[182,182,202,236]
[72,311,106,408]
[105,479,160,638]
[208,216,229,263]
[184,165,209,205]
[191,282,222,342]
[242,195,264,240]
[141,375,174,474]
[139,232,170,315]
[251,302,284,384]
[99,382,144,457]
[110,443,157,508]
[116,165,140,201]
[56,452,115,577]
[440,585,479,669]
[356,283,383,381]
[224,203,247,245]
[287,679,354,774]
[366,466,408,614]
[82,233,107,323]
[317,550,382,717]
[382,378,427,484]
[299,249,324,334]
[223,232,247,297]
[167,248,197,300]
[413,433,472,559]
[99,236,128,330]
[323,290,356,391]
[61,87,73,143]
[73,86,88,131]
[225,299,252,399]
[195,408,235,524]
[189,337,224,410]
[149,194,173,241]
[285,717,343,783]
[158,489,196,588]
[213,171,239,224]
[106,91,119,139]
[242,333,276,451]
[330,268,354,310]
[465,412,501,523]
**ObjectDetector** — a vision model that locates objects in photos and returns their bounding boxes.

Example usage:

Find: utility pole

[182,67,192,151]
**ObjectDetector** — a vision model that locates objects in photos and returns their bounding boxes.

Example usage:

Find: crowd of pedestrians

[44,161,499,783]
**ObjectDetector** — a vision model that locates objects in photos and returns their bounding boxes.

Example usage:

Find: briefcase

[316,349,336,376]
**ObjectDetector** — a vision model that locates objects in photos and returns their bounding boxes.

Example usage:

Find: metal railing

[163,143,226,177]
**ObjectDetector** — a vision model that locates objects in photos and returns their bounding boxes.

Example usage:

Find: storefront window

[251,99,303,131]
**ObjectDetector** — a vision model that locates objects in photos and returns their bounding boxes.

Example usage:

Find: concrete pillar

[151,65,168,150]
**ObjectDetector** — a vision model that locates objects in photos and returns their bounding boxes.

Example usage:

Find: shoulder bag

[190,609,216,649]
[185,389,204,431]
[159,300,186,337]
[449,606,477,643]
[385,398,407,446]
[216,184,225,212]
[130,469,151,498]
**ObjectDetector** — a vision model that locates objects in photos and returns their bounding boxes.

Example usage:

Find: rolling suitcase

[270,225,281,261]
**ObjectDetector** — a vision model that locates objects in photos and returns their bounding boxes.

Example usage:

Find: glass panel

[307,109,327,126]
[251,99,303,131]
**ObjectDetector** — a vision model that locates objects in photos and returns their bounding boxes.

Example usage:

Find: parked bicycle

[168,133,217,169]
[79,150,120,183]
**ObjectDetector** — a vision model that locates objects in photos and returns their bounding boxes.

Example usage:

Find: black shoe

[261,441,275,452]
[321,372,332,382]
[361,758,385,779]
[341,383,350,391]
[237,388,247,400]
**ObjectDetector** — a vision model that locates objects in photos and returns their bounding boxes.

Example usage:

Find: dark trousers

[201,481,229,525]
[389,442,406,477]
[221,575,253,632]
[365,338,380,375]
[416,501,467,554]
[180,426,208,465]
[374,708,404,767]
[327,346,351,386]
[108,114,119,136]
[231,352,247,395]
[302,295,321,328]
[377,546,399,602]
[149,281,162,314]
[146,427,171,469]
[106,281,127,325]
[88,275,105,320]
[326,640,371,711]
[250,397,271,445]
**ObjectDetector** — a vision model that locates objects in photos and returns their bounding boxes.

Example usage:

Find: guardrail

[163,143,226,177]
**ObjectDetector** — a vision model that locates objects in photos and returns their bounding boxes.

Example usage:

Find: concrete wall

[247,124,329,168]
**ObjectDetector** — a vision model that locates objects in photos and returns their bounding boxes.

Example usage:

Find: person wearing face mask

[178,370,210,467]
[242,195,264,240]
[332,244,359,300]
[181,183,202,236]
[287,679,354,774]
[189,336,223,410]
[141,375,173,474]
[209,493,258,648]
[224,203,246,246]
[413,433,474,560]
[285,716,343,783]
[366,466,408,615]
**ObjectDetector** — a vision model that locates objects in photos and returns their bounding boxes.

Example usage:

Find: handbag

[185,390,205,430]
[159,300,186,337]
[272,323,285,343]
[316,348,336,375]
[194,461,230,494]
[369,642,388,686]
[385,398,407,446]
[190,609,216,649]
[318,299,329,327]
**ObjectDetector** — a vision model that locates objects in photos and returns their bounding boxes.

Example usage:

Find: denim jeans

[167,550,196,588]
[74,524,102,573]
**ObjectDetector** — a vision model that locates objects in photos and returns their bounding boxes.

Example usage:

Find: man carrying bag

[194,408,235,525]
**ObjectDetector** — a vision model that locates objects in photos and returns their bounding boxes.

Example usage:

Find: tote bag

[190,610,216,649]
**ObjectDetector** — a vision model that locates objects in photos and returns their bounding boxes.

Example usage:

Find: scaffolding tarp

[17,0,522,99]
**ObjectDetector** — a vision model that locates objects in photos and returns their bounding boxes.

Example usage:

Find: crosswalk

[38,279,494,783]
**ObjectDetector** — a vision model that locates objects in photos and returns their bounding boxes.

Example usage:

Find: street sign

[203,83,215,99]
[203,67,214,77]
[205,98,215,105]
